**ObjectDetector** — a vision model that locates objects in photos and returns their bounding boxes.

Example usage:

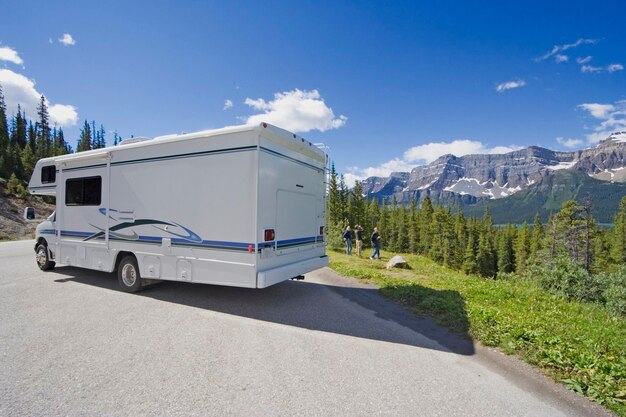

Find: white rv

[27,123,328,292]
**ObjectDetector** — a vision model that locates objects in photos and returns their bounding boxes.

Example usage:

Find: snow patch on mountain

[547,161,577,170]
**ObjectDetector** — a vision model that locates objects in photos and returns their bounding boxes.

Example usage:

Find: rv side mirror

[24,207,36,221]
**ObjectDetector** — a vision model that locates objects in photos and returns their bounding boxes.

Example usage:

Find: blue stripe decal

[276,236,323,248]
[63,163,107,172]
[111,146,257,167]
[29,185,57,190]
[51,229,323,252]
[41,229,56,235]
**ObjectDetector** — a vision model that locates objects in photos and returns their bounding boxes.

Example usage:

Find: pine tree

[462,232,478,275]
[113,131,121,146]
[11,106,27,150]
[368,197,380,243]
[77,120,92,152]
[515,222,531,273]
[419,196,434,254]
[548,200,596,272]
[408,198,419,254]
[610,196,626,264]
[476,225,496,277]
[497,225,516,274]
[0,84,9,178]
[35,95,51,158]
[352,181,366,230]
[453,209,467,269]
[21,145,37,180]
[530,213,543,256]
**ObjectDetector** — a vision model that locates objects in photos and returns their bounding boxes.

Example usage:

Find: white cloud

[0,68,78,126]
[579,61,623,74]
[537,38,597,61]
[243,89,347,133]
[344,140,523,186]
[496,80,526,93]
[58,33,76,46]
[403,140,521,164]
[555,54,569,63]
[556,137,583,148]
[578,103,615,119]
[0,46,24,66]
[581,64,602,73]
[576,56,592,64]
[578,100,626,143]
[223,99,233,110]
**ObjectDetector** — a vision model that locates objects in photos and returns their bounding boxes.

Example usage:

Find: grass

[329,250,626,416]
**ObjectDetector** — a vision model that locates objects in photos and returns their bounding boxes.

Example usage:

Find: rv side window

[41,165,56,183]
[65,176,102,206]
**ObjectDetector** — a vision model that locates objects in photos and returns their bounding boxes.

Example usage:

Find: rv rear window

[65,176,102,206]
[41,165,56,183]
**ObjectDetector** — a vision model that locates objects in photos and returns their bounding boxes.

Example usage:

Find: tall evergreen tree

[530,213,543,256]
[611,196,626,264]
[462,232,478,275]
[476,224,496,277]
[77,120,92,152]
[21,144,37,180]
[419,196,434,254]
[408,198,419,254]
[515,222,531,274]
[497,225,516,274]
[35,95,51,158]
[352,181,366,229]
[453,209,467,269]
[113,131,121,146]
[0,84,9,178]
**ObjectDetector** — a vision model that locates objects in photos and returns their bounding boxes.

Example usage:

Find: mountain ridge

[360,133,626,223]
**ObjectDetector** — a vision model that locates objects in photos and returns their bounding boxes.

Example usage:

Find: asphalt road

[0,240,614,416]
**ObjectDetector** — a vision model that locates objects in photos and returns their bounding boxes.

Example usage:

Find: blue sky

[1,0,625,185]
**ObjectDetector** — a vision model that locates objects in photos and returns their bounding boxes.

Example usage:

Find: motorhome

[27,123,328,292]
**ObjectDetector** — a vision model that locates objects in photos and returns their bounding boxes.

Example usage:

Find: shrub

[6,173,27,198]
[596,266,626,317]
[526,255,603,302]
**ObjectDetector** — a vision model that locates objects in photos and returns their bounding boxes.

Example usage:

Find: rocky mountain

[361,132,626,222]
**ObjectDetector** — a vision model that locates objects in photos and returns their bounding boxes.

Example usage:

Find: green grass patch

[329,250,626,416]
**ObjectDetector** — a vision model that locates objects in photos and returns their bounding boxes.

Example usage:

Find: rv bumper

[257,255,329,288]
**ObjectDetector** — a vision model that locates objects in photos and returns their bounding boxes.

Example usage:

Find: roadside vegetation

[328,166,626,414]
[329,251,626,415]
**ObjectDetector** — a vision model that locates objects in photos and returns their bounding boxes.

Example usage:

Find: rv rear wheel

[118,256,142,293]
[35,243,55,271]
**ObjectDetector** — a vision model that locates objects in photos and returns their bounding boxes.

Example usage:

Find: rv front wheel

[118,256,142,293]
[35,243,55,271]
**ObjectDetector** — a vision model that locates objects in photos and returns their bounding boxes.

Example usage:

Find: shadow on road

[53,267,474,356]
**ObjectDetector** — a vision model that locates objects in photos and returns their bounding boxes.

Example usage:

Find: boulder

[386,255,410,270]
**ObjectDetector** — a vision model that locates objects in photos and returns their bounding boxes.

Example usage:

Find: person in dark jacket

[354,225,364,257]
[342,226,353,255]
[370,227,381,260]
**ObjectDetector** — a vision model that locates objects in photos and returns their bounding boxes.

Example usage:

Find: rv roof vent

[119,137,150,146]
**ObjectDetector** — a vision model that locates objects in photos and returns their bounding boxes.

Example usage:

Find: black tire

[35,243,55,271]
[117,255,143,293]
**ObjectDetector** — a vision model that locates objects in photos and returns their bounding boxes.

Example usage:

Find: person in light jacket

[370,227,381,260]
[342,226,353,255]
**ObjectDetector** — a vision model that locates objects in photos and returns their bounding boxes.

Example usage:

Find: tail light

[264,229,275,241]
[319,226,324,236]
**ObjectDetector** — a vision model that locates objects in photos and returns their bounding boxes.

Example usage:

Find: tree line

[0,85,122,190]
[328,165,626,316]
